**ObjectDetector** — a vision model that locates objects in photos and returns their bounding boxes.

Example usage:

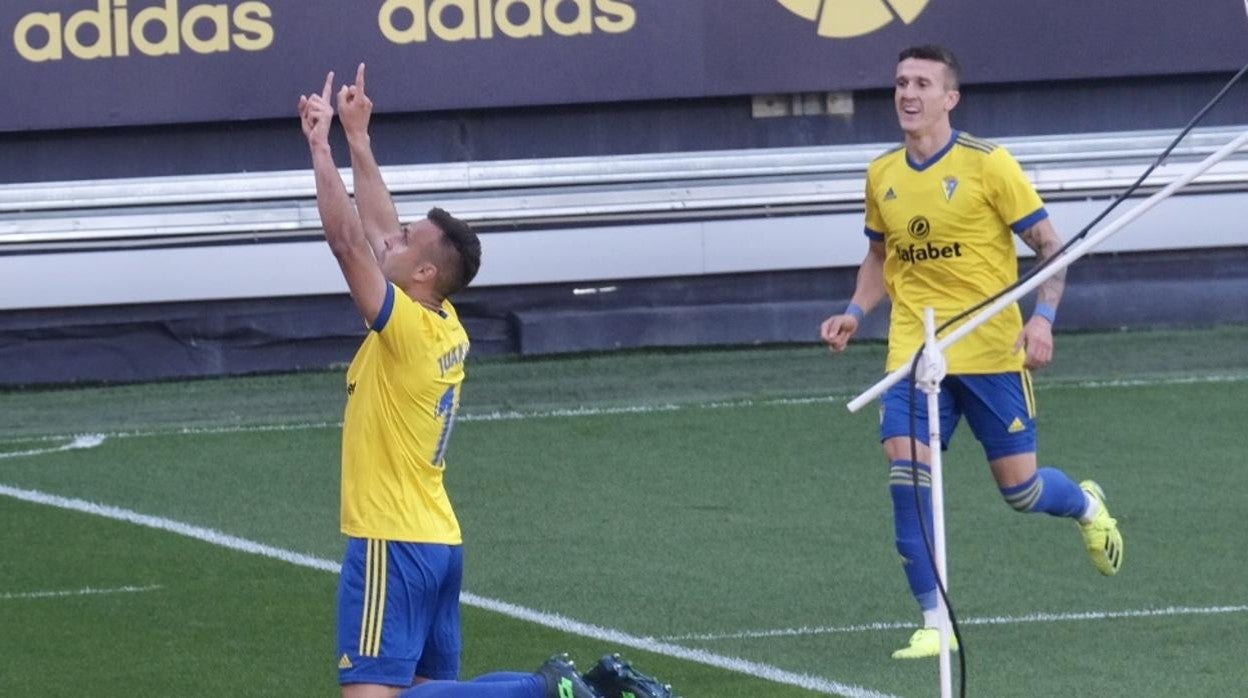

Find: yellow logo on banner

[775,0,930,38]
[379,0,636,43]
[12,0,275,62]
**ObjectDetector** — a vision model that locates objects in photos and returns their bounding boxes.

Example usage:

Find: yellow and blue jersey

[340,283,469,544]
[863,131,1047,373]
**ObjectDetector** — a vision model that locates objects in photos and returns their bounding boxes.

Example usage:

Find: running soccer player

[299,67,604,698]
[819,45,1124,660]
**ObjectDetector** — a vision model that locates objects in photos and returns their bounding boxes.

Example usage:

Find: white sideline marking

[0,484,894,698]
[3,372,1244,447]
[663,604,1248,642]
[0,485,340,573]
[1,584,162,601]
[0,434,106,459]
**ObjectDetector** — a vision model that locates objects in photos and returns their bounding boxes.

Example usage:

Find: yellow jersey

[340,284,470,543]
[863,131,1048,373]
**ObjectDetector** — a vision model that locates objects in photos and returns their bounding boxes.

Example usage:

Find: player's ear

[945,88,960,112]
[412,261,438,285]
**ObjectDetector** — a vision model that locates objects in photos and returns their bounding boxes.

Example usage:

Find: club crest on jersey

[942,176,959,202]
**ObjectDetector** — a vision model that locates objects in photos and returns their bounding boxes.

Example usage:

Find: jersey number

[432,384,460,467]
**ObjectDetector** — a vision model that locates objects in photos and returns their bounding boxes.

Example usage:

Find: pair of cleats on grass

[539,652,679,698]
[893,480,1124,659]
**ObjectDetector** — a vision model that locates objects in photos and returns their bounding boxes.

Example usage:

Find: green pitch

[2,325,1247,697]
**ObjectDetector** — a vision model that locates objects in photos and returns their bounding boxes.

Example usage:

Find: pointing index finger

[355,63,366,93]
[321,71,335,103]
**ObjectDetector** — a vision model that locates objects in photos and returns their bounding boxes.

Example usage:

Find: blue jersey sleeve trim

[370,284,396,333]
[864,226,885,241]
[1011,207,1049,234]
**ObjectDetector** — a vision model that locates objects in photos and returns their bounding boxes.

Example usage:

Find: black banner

[2,0,1244,132]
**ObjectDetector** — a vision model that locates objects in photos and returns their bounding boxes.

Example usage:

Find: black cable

[939,60,1248,337]
[897,59,1248,698]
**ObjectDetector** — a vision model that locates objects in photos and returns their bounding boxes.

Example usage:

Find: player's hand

[916,337,948,387]
[1015,316,1054,369]
[338,63,373,140]
[298,71,335,145]
[821,313,859,353]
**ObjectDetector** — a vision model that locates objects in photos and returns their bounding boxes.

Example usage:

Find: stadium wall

[2,245,1246,386]
[3,75,1248,185]
[3,128,1247,385]
[3,1,1247,385]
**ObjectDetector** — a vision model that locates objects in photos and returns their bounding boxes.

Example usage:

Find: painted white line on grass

[0,484,895,698]
[0,423,338,445]
[1062,374,1248,390]
[0,485,340,573]
[663,604,1248,642]
[4,371,1246,447]
[1,584,162,601]
[465,403,683,422]
[667,621,915,641]
[455,372,1248,422]
[0,434,106,459]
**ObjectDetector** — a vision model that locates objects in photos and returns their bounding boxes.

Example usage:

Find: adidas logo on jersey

[1008,417,1025,433]
[338,654,353,669]
[884,187,897,201]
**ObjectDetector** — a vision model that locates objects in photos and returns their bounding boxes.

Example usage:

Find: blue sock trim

[1000,473,1042,511]
[889,459,932,487]
[916,589,940,612]
[1000,468,1085,518]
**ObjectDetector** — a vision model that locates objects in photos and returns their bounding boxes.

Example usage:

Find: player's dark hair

[427,207,481,297]
[898,44,961,90]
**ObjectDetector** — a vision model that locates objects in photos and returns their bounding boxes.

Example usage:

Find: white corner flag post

[916,307,954,698]
[846,128,1248,698]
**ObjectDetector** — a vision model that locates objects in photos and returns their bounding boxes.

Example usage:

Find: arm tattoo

[1021,224,1066,307]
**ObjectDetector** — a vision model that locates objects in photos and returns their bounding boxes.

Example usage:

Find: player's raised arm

[337,63,399,261]
[301,71,387,325]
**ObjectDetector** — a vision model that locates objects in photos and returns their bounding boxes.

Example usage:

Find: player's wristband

[1032,302,1057,325]
[845,303,866,323]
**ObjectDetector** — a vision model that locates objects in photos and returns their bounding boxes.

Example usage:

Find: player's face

[381,219,441,285]
[894,58,958,136]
